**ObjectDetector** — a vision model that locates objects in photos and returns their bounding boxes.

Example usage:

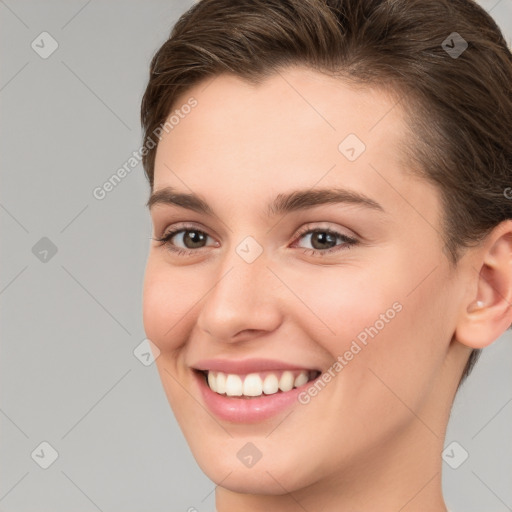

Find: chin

[190,440,321,496]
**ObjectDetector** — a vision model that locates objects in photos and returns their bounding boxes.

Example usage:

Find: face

[142,66,466,496]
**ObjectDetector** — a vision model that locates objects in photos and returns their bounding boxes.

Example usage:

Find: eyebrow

[146,186,385,216]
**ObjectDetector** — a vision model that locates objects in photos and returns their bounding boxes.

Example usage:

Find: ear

[455,219,512,349]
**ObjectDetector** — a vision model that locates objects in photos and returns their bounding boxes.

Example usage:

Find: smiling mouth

[197,369,321,398]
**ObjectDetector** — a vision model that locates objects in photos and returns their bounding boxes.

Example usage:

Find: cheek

[334,263,456,423]
[142,258,200,352]
[284,264,401,358]
[290,256,449,393]
[142,259,200,419]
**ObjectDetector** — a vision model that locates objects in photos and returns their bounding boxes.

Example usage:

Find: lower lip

[193,370,315,423]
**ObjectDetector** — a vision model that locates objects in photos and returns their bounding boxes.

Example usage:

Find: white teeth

[243,373,263,396]
[207,372,217,392]
[216,372,226,394]
[225,374,243,396]
[279,371,294,392]
[262,373,279,394]
[294,371,308,388]
[205,369,314,397]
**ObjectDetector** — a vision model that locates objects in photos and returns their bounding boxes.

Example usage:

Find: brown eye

[154,226,217,255]
[174,230,208,249]
[293,228,358,256]
[308,231,338,250]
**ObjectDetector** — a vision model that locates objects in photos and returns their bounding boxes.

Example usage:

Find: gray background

[0,1,511,511]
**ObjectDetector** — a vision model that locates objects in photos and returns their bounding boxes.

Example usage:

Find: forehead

[155,67,408,174]
[152,66,439,229]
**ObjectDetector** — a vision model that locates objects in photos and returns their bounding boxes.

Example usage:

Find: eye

[153,224,358,257]
[292,227,358,256]
[152,225,217,256]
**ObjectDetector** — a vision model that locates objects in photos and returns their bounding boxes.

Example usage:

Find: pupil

[184,231,206,248]
[312,231,336,250]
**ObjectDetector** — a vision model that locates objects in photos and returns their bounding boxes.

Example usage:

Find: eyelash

[152,223,358,258]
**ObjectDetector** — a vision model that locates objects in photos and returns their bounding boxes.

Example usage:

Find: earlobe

[455,220,512,349]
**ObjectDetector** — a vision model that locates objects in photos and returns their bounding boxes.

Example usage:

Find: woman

[140,0,512,510]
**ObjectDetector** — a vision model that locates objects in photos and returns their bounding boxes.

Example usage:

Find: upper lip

[192,358,319,374]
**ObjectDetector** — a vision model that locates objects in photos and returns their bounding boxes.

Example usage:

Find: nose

[196,247,283,343]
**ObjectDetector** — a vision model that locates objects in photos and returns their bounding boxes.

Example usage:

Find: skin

[142,66,512,512]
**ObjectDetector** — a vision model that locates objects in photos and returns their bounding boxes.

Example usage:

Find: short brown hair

[140,0,512,386]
